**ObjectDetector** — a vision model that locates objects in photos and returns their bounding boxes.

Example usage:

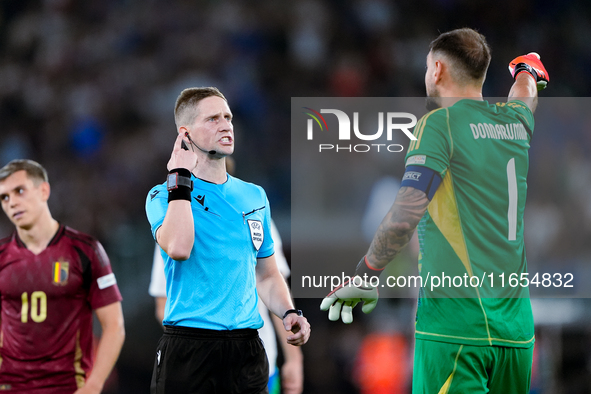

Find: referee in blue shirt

[146,87,310,394]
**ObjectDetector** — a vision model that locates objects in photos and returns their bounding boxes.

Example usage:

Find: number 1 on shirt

[507,158,517,241]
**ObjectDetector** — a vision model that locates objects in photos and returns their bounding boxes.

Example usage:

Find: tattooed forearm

[366,187,430,269]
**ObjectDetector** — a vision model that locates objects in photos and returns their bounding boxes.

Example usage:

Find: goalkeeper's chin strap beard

[184,131,217,155]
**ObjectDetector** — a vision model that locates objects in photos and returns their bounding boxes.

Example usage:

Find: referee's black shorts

[150,325,269,394]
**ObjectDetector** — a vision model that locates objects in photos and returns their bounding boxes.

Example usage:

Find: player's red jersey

[0,225,122,393]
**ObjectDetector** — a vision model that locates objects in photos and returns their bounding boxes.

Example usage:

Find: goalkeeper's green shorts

[412,338,533,394]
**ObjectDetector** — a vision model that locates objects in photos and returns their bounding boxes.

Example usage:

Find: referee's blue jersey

[146,174,274,330]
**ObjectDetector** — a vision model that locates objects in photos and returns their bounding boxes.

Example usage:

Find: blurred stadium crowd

[0,0,590,393]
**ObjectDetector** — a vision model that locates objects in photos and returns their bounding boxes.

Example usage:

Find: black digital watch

[167,172,193,191]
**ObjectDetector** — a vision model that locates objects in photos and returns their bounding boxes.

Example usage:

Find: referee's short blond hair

[174,87,227,129]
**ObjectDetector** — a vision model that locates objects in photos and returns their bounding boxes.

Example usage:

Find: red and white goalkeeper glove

[508,52,549,91]
[320,257,384,324]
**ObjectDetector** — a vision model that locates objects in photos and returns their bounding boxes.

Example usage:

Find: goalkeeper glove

[508,52,549,91]
[320,257,384,324]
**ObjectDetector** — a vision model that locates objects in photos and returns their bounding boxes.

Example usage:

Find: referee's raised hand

[167,132,198,172]
[284,314,311,346]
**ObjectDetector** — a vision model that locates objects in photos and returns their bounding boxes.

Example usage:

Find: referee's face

[188,96,235,157]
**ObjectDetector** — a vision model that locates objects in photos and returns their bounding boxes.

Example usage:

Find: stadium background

[0,0,589,392]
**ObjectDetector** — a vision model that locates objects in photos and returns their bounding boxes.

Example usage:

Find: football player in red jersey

[0,159,125,394]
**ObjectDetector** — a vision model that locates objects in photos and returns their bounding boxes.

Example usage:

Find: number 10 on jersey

[21,291,47,323]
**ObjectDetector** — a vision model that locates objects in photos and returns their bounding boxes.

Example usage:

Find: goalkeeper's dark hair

[174,87,227,129]
[430,28,491,85]
[0,159,49,185]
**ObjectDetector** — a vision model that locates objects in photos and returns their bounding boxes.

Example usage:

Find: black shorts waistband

[163,325,259,340]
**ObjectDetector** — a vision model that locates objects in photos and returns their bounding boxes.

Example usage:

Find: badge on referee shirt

[247,220,264,251]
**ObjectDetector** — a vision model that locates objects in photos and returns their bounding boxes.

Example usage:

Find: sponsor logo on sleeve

[97,273,117,290]
[406,155,426,165]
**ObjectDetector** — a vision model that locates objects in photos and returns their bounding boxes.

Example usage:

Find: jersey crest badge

[52,261,69,285]
[247,220,264,251]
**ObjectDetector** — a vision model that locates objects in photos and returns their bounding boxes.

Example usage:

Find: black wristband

[169,168,192,179]
[283,309,303,320]
[168,186,192,202]
[355,256,384,281]
[513,63,538,81]
[167,168,193,202]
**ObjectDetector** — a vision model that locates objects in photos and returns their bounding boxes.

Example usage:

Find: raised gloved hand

[508,52,549,91]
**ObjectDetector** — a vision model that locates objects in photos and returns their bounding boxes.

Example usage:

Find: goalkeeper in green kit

[320,28,549,393]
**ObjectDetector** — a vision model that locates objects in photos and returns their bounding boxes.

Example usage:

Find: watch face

[167,173,178,190]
